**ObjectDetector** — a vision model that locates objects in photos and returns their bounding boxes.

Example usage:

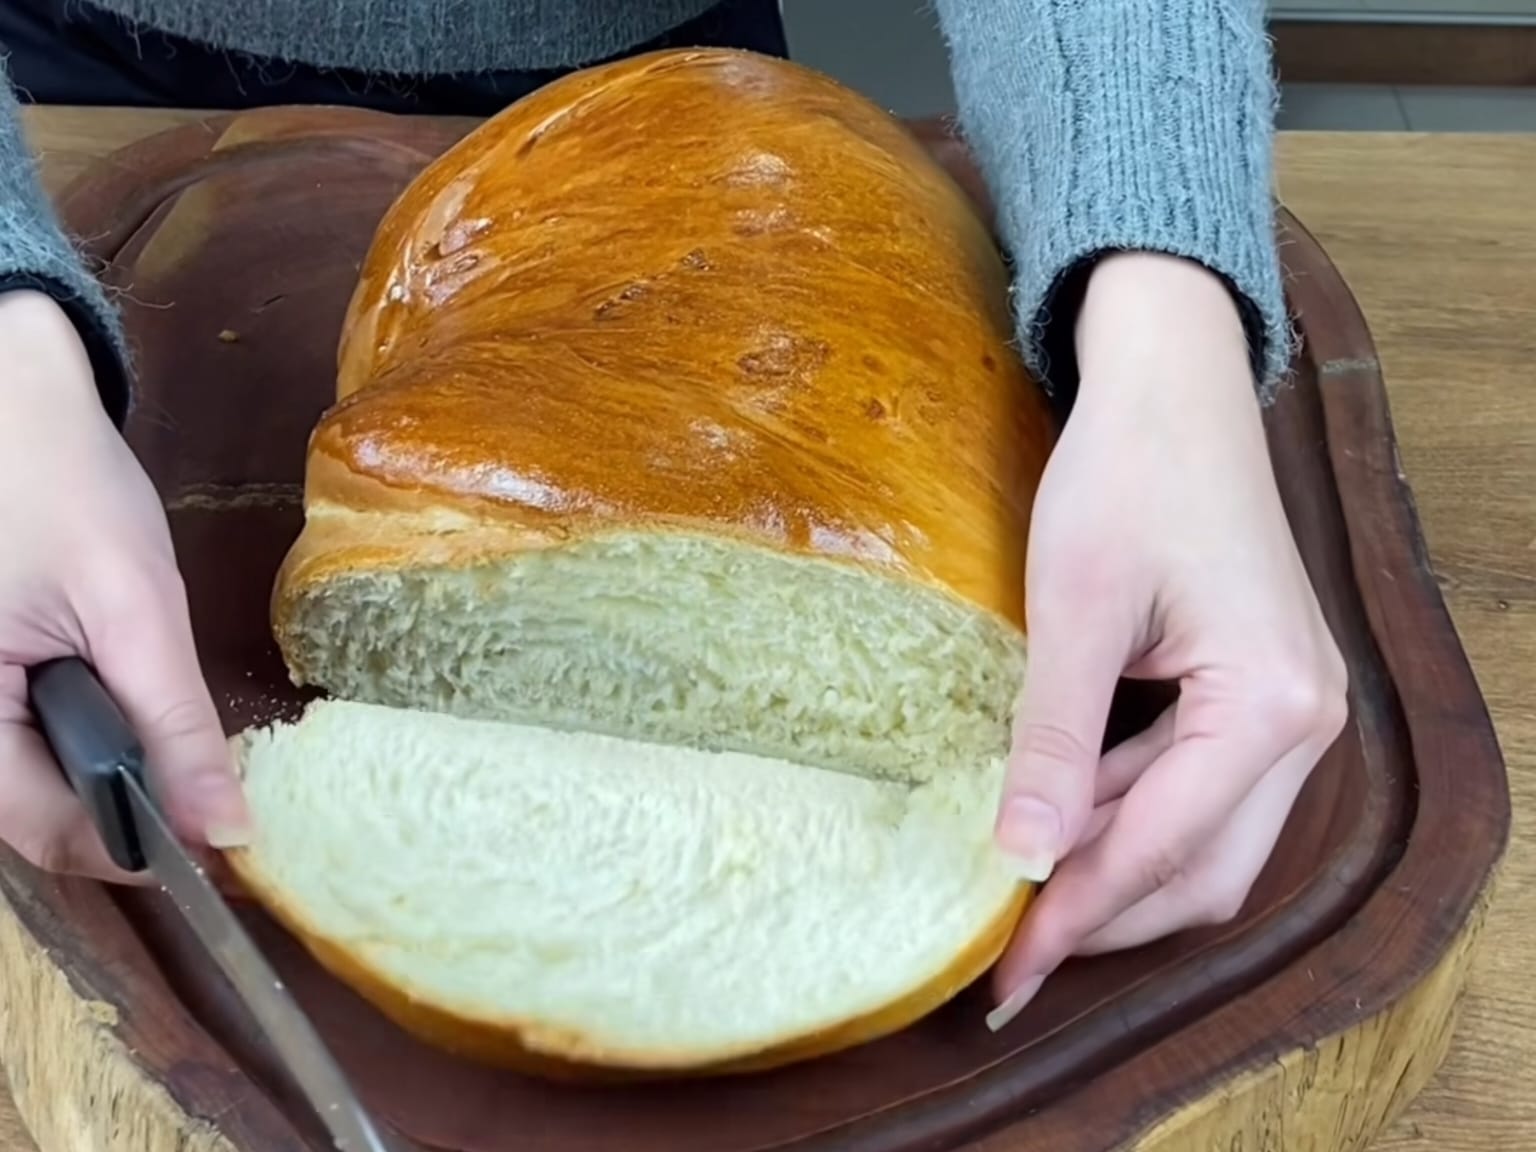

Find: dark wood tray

[0,105,1510,1152]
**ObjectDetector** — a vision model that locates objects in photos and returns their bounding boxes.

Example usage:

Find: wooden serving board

[0,106,1511,1152]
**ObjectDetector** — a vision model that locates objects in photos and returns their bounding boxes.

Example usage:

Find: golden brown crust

[276,47,1054,636]
[224,847,1029,1079]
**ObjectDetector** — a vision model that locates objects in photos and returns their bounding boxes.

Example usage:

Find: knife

[26,656,394,1152]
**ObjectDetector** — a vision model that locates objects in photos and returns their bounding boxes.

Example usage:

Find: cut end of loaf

[227,698,1028,1073]
[274,527,1028,787]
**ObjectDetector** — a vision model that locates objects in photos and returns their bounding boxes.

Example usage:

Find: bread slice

[226,699,1027,1076]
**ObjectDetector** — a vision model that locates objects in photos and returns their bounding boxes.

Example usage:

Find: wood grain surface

[6,111,1534,1151]
[1274,132,1536,1152]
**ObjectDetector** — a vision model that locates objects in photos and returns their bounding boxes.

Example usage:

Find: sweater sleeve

[1,64,133,426]
[932,0,1292,405]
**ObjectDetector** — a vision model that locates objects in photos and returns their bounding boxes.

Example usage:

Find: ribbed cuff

[1,69,133,427]
[934,0,1293,407]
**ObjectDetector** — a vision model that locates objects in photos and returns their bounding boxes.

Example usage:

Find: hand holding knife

[26,656,394,1152]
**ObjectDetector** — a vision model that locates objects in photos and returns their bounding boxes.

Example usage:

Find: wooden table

[8,110,1536,1151]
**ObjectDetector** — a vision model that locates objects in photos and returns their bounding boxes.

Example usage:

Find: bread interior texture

[232,697,1021,1070]
[278,527,1028,786]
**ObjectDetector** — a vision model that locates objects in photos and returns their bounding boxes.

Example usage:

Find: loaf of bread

[228,47,1056,1076]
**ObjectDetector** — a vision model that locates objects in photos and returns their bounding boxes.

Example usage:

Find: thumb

[86,572,250,849]
[999,614,1128,882]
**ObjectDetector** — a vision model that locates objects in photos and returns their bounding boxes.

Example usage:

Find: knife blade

[26,656,394,1152]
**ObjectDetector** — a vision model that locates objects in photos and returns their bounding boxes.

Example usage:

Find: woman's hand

[987,253,1349,1028]
[0,290,250,882]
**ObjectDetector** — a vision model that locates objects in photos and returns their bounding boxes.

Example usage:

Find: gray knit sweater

[0,0,1288,422]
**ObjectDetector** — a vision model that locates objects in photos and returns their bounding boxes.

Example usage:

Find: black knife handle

[25,657,148,873]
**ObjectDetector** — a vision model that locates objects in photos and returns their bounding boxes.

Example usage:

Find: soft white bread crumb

[229,697,1021,1068]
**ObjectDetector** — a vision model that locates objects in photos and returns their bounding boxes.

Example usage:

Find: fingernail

[204,822,251,850]
[997,795,1061,883]
[192,770,252,849]
[1003,849,1055,884]
[986,974,1046,1032]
